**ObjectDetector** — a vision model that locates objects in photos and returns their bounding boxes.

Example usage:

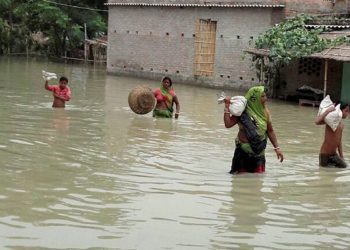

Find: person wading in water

[224,86,284,174]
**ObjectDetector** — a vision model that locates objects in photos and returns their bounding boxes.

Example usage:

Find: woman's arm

[267,121,284,162]
[223,97,238,128]
[174,96,180,119]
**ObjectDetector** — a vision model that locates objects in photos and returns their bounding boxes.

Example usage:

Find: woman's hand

[275,148,284,162]
[224,96,231,106]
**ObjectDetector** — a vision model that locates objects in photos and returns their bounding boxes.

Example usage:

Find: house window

[298,58,322,76]
[193,19,217,77]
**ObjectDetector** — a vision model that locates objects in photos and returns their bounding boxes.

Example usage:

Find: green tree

[0,0,107,56]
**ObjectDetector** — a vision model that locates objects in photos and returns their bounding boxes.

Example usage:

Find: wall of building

[283,0,348,16]
[107,6,280,90]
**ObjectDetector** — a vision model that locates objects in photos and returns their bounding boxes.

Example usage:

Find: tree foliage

[0,0,107,56]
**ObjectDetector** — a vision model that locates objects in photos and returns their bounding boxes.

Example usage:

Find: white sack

[42,70,57,81]
[229,96,247,116]
[318,95,342,132]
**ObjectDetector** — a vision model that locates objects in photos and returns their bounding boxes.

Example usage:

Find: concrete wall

[107,6,279,90]
[283,0,349,16]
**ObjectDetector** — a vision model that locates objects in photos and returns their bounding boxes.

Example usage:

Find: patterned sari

[153,84,176,118]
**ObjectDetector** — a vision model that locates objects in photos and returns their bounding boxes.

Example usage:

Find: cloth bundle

[318,95,342,131]
[217,93,247,116]
[42,70,57,81]
[229,96,247,116]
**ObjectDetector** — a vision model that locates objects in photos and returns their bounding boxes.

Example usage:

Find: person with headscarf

[223,86,284,174]
[153,76,180,119]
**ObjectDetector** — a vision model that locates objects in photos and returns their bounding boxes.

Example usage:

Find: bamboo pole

[323,59,328,98]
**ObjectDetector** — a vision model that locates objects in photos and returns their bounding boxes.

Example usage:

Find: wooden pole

[323,59,328,98]
[260,57,264,82]
[84,23,87,63]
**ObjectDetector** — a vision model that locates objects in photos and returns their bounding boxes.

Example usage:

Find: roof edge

[105,3,285,8]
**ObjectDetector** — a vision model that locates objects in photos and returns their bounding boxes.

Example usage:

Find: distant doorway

[193,19,217,77]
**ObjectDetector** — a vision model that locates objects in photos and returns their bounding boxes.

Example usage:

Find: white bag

[318,95,342,131]
[318,95,333,116]
[42,70,57,81]
[229,96,247,116]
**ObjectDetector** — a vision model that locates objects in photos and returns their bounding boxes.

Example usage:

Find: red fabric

[238,165,265,174]
[153,88,175,103]
[47,85,71,101]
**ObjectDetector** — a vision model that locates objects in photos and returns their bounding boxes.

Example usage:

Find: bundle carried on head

[128,85,155,115]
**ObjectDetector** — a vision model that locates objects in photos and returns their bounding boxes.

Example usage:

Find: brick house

[106,0,285,90]
[106,0,350,92]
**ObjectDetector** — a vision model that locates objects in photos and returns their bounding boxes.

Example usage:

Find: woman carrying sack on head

[153,77,180,119]
[223,86,284,174]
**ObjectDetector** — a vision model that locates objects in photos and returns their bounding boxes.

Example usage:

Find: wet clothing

[153,85,176,118]
[230,86,269,174]
[319,153,347,168]
[153,108,173,118]
[46,85,71,101]
[238,111,267,154]
[230,139,266,174]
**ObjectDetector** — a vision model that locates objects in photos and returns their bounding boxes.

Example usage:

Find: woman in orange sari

[153,77,180,119]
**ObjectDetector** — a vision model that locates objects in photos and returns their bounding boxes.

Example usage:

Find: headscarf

[244,86,268,136]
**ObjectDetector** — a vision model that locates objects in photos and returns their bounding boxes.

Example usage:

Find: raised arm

[223,96,239,128]
[44,80,51,91]
[315,106,335,125]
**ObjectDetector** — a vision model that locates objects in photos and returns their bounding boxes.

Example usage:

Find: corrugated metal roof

[305,24,350,29]
[105,2,284,8]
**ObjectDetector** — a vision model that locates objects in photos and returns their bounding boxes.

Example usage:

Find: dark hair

[162,76,172,86]
[335,100,349,110]
[59,76,68,83]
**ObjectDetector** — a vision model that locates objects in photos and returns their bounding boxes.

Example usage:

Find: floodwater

[0,56,349,250]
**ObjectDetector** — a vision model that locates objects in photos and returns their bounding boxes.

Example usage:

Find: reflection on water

[0,57,349,249]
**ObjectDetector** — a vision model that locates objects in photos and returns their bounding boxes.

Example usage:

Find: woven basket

[128,85,155,115]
